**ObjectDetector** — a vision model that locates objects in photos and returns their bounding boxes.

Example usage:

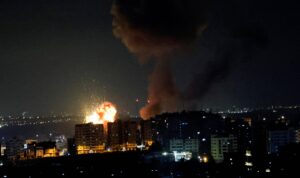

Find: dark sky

[0,0,299,115]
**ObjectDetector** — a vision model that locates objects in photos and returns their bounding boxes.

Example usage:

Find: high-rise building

[107,120,123,151]
[140,120,153,147]
[211,134,238,163]
[75,123,105,154]
[267,129,295,154]
[252,120,268,170]
[122,121,138,150]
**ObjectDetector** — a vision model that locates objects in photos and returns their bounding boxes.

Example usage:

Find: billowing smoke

[140,59,181,119]
[111,0,268,119]
[186,26,268,101]
[186,22,269,102]
[112,0,207,60]
[112,0,207,119]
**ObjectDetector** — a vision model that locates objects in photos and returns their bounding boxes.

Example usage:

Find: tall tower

[75,123,105,154]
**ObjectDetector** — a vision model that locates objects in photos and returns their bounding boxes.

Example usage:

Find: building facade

[5,137,24,160]
[267,129,295,154]
[75,123,105,154]
[211,134,238,163]
[169,138,199,153]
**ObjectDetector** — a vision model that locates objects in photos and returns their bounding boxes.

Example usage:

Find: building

[122,121,138,150]
[140,120,153,148]
[170,139,184,152]
[5,137,24,160]
[21,141,58,159]
[107,120,123,151]
[37,141,58,157]
[211,134,238,163]
[75,123,105,154]
[169,138,199,153]
[22,139,38,159]
[267,129,295,154]
[0,139,6,156]
[67,138,76,156]
[295,129,300,143]
[252,120,268,170]
[185,139,199,153]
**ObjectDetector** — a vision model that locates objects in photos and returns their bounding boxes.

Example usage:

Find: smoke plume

[140,59,181,119]
[185,24,269,101]
[111,0,268,119]
[112,0,207,119]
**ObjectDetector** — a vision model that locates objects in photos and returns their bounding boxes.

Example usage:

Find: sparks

[85,101,117,124]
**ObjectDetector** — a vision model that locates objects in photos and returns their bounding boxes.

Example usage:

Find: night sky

[0,0,299,116]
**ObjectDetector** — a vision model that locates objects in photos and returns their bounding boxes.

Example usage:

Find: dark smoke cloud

[112,0,207,60]
[140,59,181,119]
[111,0,268,119]
[186,24,269,101]
[186,50,232,100]
[112,0,208,119]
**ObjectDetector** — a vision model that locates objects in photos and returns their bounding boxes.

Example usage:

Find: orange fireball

[96,102,117,123]
[85,101,117,124]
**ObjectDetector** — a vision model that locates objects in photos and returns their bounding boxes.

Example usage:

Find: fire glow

[85,101,117,124]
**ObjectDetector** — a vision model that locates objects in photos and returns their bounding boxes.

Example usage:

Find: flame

[96,102,117,123]
[85,112,103,124]
[85,101,117,124]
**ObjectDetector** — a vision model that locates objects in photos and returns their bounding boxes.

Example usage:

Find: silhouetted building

[267,129,295,154]
[22,139,38,159]
[21,140,58,159]
[140,120,153,147]
[122,121,138,150]
[75,123,105,154]
[67,138,76,156]
[5,137,24,160]
[107,120,123,151]
[36,141,58,158]
[225,117,252,155]
[252,120,268,171]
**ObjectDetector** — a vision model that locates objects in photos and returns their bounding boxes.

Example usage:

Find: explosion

[85,101,117,124]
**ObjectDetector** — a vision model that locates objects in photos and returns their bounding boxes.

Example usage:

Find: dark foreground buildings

[1,108,300,178]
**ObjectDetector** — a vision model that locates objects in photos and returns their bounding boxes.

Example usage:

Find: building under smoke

[140,120,154,147]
